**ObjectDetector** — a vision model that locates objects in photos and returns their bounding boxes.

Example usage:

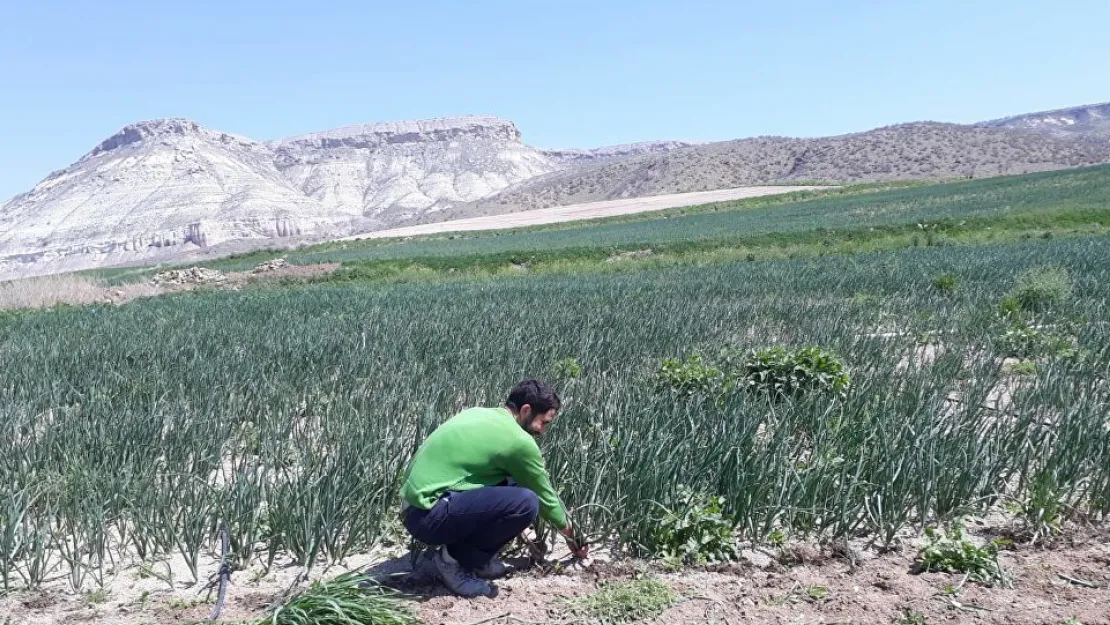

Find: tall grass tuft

[251,572,420,625]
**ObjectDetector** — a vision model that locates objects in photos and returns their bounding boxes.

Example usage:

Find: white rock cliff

[270,116,558,222]
[0,116,561,279]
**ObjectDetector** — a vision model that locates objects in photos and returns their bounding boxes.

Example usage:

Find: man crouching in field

[399,380,587,597]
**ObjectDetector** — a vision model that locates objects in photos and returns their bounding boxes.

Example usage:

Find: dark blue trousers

[402,486,540,570]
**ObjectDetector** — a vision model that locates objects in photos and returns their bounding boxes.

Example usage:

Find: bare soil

[0,262,340,311]
[339,186,831,242]
[154,261,340,294]
[3,525,1106,625]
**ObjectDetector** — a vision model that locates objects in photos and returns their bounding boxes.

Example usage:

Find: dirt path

[403,533,1110,625]
[0,261,339,311]
[339,186,832,241]
[5,525,1107,625]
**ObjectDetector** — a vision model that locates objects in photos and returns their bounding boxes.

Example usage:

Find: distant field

[157,164,1110,288]
[87,166,1105,282]
[196,165,1110,272]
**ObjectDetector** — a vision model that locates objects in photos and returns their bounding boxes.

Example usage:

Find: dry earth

[340,186,830,241]
[3,522,1106,625]
[0,261,339,311]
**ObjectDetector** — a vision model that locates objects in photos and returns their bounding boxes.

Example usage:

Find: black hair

[505,379,561,414]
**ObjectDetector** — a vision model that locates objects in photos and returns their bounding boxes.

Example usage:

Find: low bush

[655,355,724,396]
[736,347,850,398]
[650,487,741,565]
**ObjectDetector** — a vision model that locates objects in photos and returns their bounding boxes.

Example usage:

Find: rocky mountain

[0,116,561,279]
[0,119,357,278]
[452,122,1110,216]
[977,102,1110,138]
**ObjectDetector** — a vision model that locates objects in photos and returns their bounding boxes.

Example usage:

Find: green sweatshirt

[400,406,569,529]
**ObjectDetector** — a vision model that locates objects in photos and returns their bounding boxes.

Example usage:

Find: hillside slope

[438,123,1110,218]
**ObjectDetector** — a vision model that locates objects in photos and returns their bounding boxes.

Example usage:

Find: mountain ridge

[976,102,1110,137]
[439,120,1110,219]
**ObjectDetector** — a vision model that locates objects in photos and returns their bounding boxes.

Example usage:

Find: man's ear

[519,404,533,421]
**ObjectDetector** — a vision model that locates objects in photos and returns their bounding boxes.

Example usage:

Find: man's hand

[561,523,589,559]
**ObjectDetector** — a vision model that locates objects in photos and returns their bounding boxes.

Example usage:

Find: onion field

[1,235,1108,591]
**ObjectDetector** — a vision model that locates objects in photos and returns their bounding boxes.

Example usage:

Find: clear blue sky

[2,0,1108,201]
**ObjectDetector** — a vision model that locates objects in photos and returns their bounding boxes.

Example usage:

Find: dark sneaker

[408,549,439,583]
[474,557,509,579]
[433,548,494,598]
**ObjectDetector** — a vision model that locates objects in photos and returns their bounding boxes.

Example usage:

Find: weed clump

[914,525,1011,587]
[995,322,1078,359]
[1004,360,1038,376]
[552,356,583,379]
[559,578,676,625]
[736,347,850,398]
[650,487,740,565]
[1010,266,1072,313]
[896,608,927,625]
[656,347,850,400]
[993,266,1081,361]
[931,273,958,294]
[655,355,724,396]
[1017,472,1071,542]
